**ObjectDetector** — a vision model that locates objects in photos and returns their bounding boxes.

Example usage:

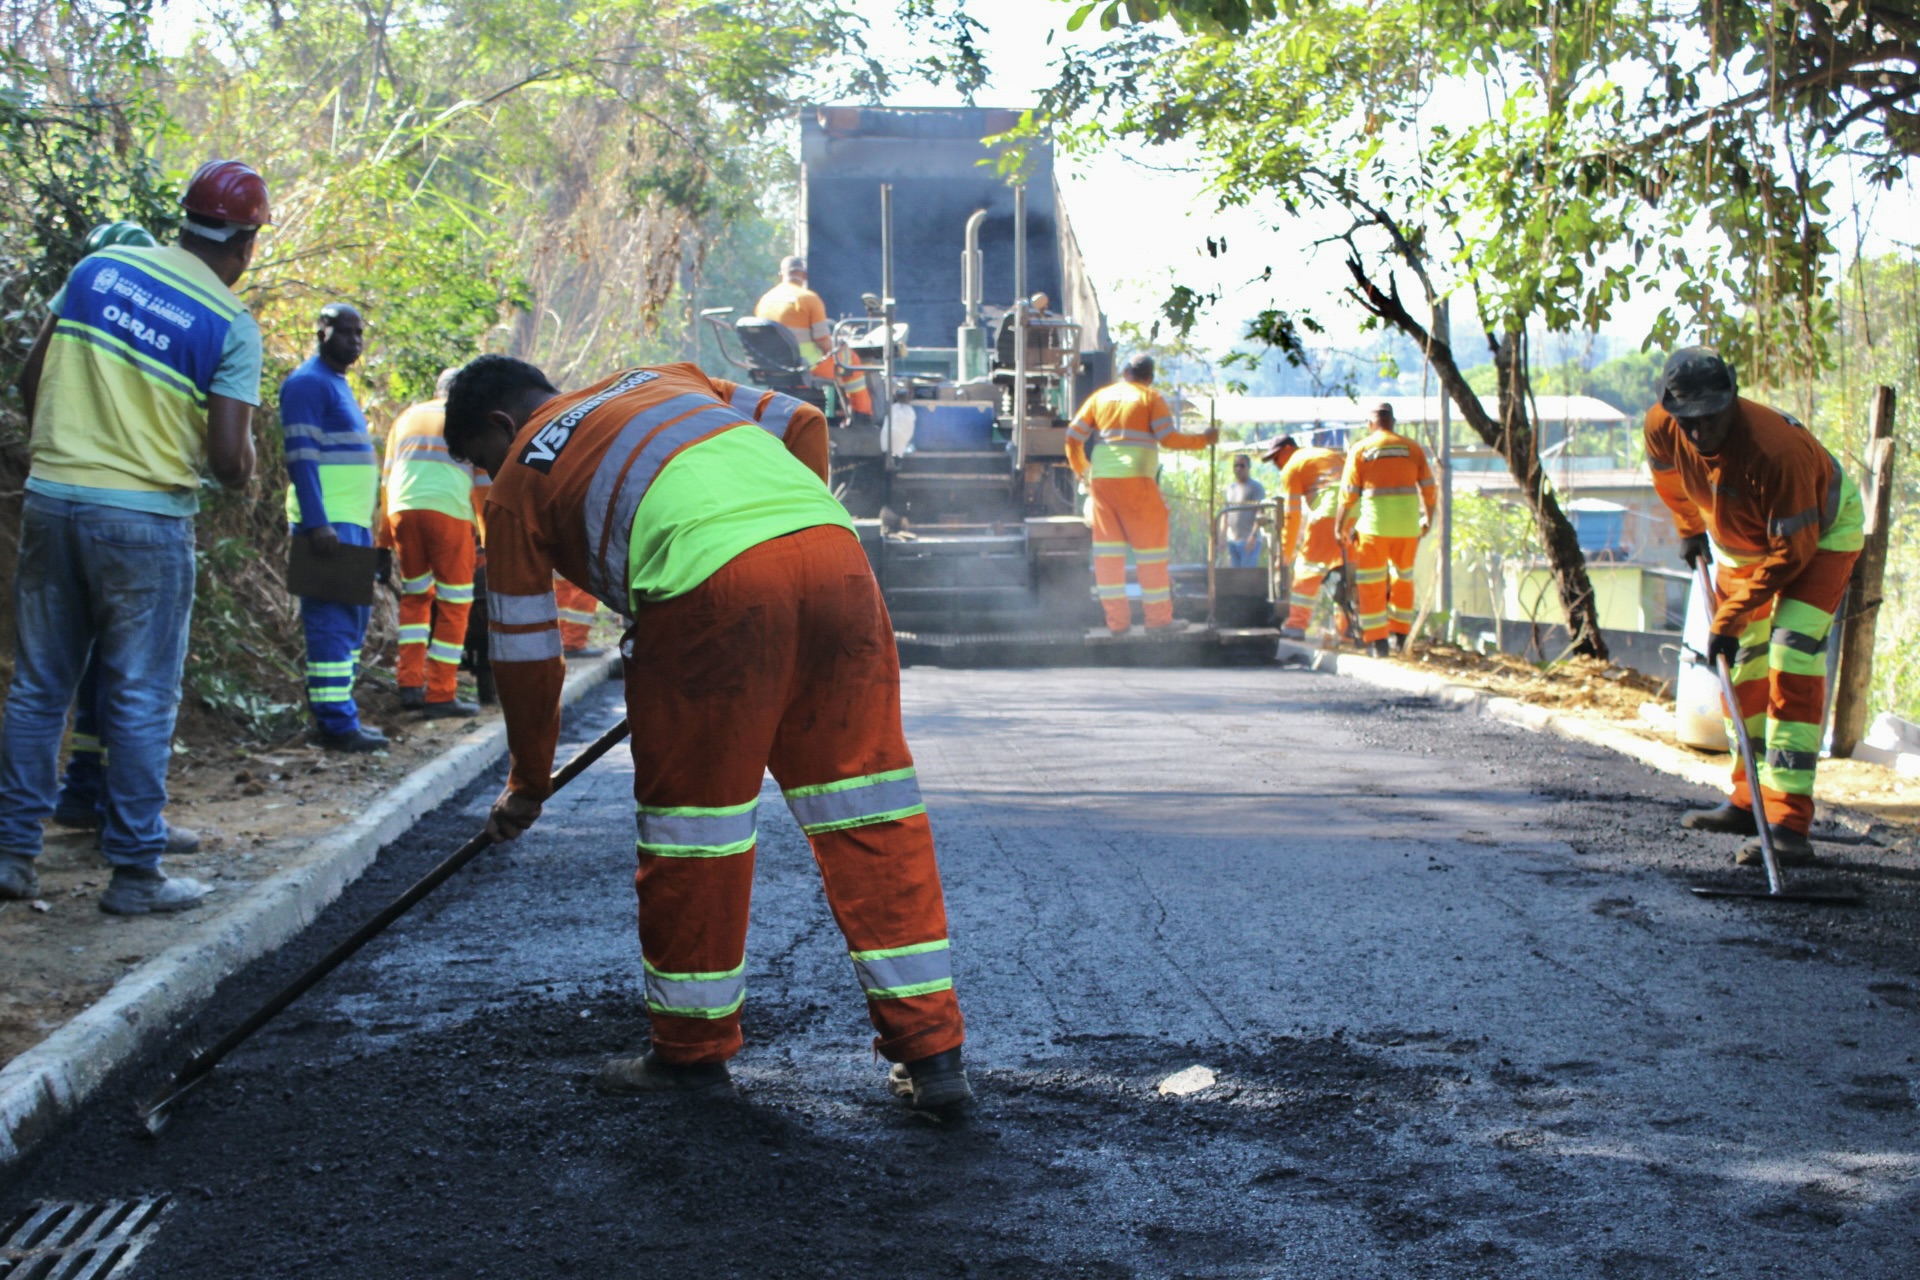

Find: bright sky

[153,0,1920,367]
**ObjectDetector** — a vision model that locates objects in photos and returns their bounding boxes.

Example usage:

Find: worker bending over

[1066,354,1219,634]
[1649,348,1864,867]
[1265,436,1348,641]
[1338,403,1437,656]
[1,160,266,913]
[754,255,873,422]
[379,368,479,718]
[442,357,968,1111]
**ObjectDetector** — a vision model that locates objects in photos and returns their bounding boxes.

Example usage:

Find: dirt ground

[1394,639,1920,831]
[0,623,622,1072]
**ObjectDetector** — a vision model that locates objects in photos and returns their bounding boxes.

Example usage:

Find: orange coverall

[1276,446,1346,631]
[1338,428,1437,643]
[553,576,599,651]
[754,280,872,416]
[376,399,477,705]
[1065,381,1212,632]
[1646,399,1865,833]
[484,364,958,1066]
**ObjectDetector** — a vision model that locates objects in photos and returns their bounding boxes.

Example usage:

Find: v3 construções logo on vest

[519,369,660,473]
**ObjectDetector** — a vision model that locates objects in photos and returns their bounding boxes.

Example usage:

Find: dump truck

[706,105,1277,662]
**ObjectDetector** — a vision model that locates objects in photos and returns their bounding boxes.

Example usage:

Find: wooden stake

[1830,385,1899,757]
[1206,399,1219,630]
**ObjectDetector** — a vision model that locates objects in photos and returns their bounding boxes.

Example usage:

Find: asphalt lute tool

[1684,562,1859,905]
[138,716,632,1134]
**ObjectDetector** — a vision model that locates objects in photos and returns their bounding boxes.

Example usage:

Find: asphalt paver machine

[708,106,1275,662]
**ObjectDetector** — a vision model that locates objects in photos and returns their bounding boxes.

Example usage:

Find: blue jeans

[0,495,195,868]
[55,651,106,819]
[1226,535,1262,568]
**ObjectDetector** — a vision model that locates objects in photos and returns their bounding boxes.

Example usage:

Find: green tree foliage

[0,0,884,735]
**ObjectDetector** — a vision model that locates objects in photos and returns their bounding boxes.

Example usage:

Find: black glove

[374,547,394,586]
[1680,532,1710,570]
[1704,631,1739,668]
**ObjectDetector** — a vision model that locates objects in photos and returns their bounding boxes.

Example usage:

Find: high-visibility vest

[31,246,247,496]
[383,398,475,523]
[281,356,379,528]
[1340,429,1436,537]
[754,282,832,361]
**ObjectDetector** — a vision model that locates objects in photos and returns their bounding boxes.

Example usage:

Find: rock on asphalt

[1,667,1916,1278]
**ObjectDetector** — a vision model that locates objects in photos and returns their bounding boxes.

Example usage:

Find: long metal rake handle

[1694,561,1787,896]
[140,717,631,1129]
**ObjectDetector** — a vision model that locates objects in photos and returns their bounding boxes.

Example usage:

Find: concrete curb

[0,652,621,1167]
[1304,647,1909,843]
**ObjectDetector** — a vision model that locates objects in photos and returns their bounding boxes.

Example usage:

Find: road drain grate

[0,1197,171,1279]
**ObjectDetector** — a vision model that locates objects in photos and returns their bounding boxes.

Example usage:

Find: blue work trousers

[298,522,373,736]
[0,495,195,869]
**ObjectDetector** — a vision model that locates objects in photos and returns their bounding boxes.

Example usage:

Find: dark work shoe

[565,646,607,660]
[99,867,212,915]
[593,1051,732,1096]
[52,802,104,831]
[1388,633,1407,655]
[1681,803,1759,836]
[397,686,426,710]
[1368,639,1391,658]
[1737,826,1818,868]
[419,698,481,719]
[887,1047,973,1113]
[316,725,390,754]
[0,853,38,901]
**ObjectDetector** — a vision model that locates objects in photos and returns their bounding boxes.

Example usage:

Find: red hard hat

[180,160,273,227]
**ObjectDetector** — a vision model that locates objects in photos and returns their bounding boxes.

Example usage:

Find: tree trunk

[1344,258,1610,659]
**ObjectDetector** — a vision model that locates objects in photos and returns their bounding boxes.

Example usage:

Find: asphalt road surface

[4,665,1918,1279]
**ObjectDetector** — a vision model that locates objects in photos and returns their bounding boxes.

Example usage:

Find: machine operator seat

[735,317,811,376]
[992,310,1076,377]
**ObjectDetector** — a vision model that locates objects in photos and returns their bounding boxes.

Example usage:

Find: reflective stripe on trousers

[783,768,926,835]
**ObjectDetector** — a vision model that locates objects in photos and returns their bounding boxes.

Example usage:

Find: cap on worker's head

[435,366,461,399]
[779,254,807,277]
[1122,353,1155,383]
[83,221,157,253]
[1369,400,1395,422]
[179,160,272,240]
[1659,346,1737,419]
[1030,292,1051,312]
[1260,434,1298,462]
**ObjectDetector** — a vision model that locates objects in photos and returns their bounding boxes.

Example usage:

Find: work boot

[1368,639,1391,659]
[0,852,38,901]
[1146,620,1202,639]
[1681,803,1759,836]
[1277,626,1307,642]
[887,1047,973,1113]
[592,1050,732,1096]
[565,646,607,660]
[1388,633,1407,656]
[474,670,498,707]
[315,725,390,754]
[52,801,104,831]
[397,685,426,711]
[419,698,481,720]
[99,867,212,915]
[1737,826,1818,868]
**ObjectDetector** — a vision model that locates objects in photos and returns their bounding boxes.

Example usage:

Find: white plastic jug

[1674,567,1730,753]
